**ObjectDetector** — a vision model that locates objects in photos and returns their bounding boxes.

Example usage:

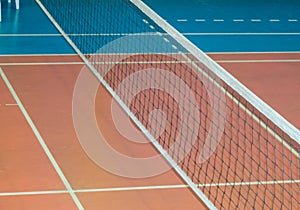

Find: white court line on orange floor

[5,103,18,106]
[0,68,84,210]
[0,59,300,66]
[0,179,299,196]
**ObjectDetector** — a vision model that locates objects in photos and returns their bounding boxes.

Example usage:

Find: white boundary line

[1,32,300,36]
[5,103,18,106]
[0,68,84,210]
[0,62,84,66]
[207,51,300,55]
[1,59,300,66]
[0,54,78,56]
[0,190,68,196]
[183,32,300,35]
[0,51,300,57]
[1,179,299,196]
[0,34,62,37]
[216,59,300,63]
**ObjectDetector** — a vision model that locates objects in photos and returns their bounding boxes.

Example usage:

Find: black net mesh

[37,0,299,209]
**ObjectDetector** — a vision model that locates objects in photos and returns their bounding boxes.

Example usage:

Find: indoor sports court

[0,0,299,209]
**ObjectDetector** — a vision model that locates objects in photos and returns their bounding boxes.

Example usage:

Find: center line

[269,19,280,22]
[213,19,224,22]
[177,19,188,22]
[233,19,244,22]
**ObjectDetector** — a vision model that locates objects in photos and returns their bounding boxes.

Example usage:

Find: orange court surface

[0,52,299,209]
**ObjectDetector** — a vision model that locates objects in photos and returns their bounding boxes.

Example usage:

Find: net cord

[35,0,217,209]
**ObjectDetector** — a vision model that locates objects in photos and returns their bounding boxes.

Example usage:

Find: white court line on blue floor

[177,19,187,22]
[195,19,206,22]
[288,19,298,22]
[213,19,224,22]
[182,32,300,35]
[251,19,262,22]
[269,19,280,22]
[180,18,298,23]
[233,19,245,22]
[1,32,300,37]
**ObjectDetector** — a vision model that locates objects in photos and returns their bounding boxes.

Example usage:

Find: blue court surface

[0,0,300,54]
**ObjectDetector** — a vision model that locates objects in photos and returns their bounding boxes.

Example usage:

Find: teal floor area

[0,0,74,54]
[0,0,300,54]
